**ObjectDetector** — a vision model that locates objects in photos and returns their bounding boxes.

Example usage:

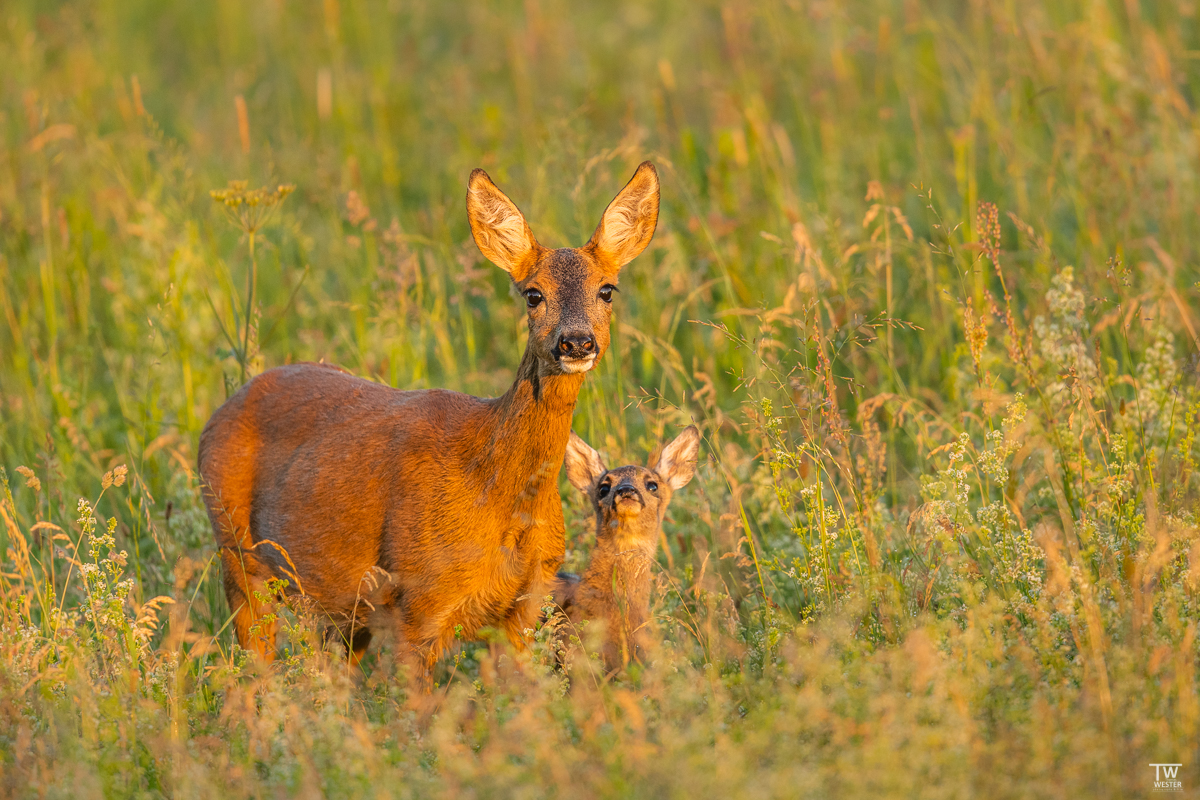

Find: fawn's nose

[614,484,641,502]
[557,331,597,358]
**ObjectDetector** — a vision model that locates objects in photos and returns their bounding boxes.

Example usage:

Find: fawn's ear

[584,161,660,270]
[652,426,700,491]
[467,169,541,281]
[565,432,606,493]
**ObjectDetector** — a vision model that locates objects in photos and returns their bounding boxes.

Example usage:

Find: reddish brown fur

[553,426,699,671]
[199,163,659,678]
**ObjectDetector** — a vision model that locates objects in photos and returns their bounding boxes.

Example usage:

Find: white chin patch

[559,355,597,374]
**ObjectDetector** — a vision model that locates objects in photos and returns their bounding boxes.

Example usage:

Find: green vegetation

[2,1,1199,796]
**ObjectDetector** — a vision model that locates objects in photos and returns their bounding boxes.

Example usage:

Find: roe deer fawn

[552,426,700,671]
[198,162,660,679]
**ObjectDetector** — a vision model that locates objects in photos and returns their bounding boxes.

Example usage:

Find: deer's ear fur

[467,169,542,281]
[652,426,700,491]
[585,161,660,271]
[565,432,606,493]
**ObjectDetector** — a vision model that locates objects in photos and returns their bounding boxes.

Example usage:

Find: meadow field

[2,0,1199,796]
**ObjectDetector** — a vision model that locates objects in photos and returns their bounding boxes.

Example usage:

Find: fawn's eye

[597,483,611,499]
[524,289,544,308]
[646,480,658,494]
[598,284,617,303]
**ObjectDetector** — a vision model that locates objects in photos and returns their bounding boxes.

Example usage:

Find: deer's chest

[474,520,556,602]
[422,518,562,640]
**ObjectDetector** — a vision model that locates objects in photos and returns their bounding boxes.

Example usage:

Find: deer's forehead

[524,248,612,291]
[603,465,652,483]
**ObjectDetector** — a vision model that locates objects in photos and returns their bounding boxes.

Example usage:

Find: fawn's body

[200,163,660,676]
[553,427,699,671]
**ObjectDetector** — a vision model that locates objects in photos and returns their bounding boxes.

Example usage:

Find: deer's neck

[580,529,656,614]
[479,345,584,510]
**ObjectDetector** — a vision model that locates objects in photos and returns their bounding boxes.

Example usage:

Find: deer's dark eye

[597,483,611,498]
[524,289,544,308]
[646,480,658,494]
[598,284,617,303]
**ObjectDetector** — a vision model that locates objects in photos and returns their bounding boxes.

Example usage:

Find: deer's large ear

[585,161,660,270]
[652,426,700,491]
[565,432,606,493]
[467,169,541,281]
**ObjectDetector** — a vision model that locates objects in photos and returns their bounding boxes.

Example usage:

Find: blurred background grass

[1,1,1200,797]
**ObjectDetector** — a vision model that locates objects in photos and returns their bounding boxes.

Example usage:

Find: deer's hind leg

[203,465,279,662]
[221,546,278,662]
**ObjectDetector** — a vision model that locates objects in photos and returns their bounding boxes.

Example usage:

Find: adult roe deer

[198,162,660,677]
[553,426,699,671]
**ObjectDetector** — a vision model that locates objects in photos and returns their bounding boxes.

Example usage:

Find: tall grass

[1,0,1198,797]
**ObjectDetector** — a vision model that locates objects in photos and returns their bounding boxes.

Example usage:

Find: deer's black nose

[557,332,597,357]
[614,484,640,502]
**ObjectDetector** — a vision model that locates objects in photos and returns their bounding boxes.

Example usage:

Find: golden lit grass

[1,1,1199,797]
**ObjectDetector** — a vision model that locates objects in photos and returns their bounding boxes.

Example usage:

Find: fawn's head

[466,162,659,375]
[565,426,700,544]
